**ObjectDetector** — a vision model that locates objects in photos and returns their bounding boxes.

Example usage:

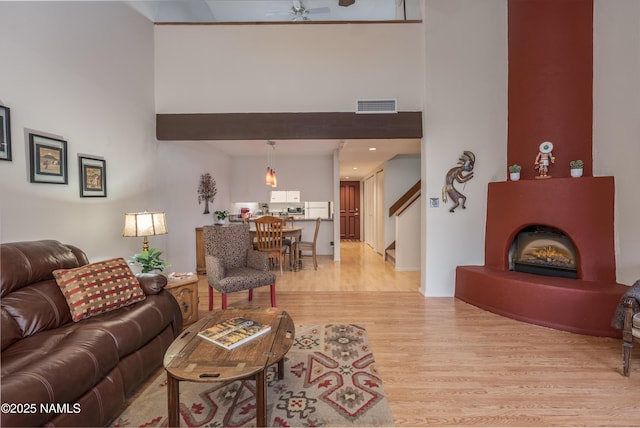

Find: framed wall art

[78,155,107,197]
[0,105,11,161]
[28,133,68,184]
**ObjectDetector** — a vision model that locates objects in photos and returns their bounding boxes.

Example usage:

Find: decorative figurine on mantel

[534,141,555,179]
[197,173,217,214]
[442,150,476,213]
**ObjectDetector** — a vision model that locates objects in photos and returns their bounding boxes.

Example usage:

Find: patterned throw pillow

[53,257,146,322]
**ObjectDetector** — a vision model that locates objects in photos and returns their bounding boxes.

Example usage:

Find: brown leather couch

[0,240,183,427]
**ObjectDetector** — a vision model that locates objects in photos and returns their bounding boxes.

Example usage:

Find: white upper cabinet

[270,190,300,203]
[270,191,287,203]
[286,191,300,202]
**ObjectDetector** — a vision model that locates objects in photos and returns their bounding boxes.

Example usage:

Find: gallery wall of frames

[0,104,107,197]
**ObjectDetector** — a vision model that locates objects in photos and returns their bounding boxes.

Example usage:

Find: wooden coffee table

[163,307,295,427]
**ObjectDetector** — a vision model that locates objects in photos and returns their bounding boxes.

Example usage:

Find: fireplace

[510,226,577,279]
[455,177,627,338]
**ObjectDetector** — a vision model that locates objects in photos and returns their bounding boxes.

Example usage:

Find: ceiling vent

[356,99,397,114]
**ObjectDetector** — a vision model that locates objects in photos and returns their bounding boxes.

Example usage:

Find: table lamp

[123,210,168,251]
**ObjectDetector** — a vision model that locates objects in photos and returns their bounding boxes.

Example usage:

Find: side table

[166,275,199,327]
[195,227,206,275]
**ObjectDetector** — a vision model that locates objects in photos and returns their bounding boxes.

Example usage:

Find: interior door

[340,181,360,240]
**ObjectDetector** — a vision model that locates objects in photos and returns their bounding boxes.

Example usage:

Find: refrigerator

[304,202,331,220]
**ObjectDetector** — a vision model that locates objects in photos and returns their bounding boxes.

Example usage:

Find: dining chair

[296,217,321,270]
[282,216,295,269]
[254,216,288,275]
[203,223,276,310]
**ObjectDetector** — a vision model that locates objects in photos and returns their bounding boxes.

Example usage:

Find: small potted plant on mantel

[508,164,521,181]
[569,160,584,178]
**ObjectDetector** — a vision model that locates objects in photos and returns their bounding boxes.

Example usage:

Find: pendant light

[265,141,278,187]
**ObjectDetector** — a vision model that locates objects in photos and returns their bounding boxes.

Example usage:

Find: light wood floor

[196,241,640,427]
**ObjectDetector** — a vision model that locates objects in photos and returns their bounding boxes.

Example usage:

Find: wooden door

[340,181,360,240]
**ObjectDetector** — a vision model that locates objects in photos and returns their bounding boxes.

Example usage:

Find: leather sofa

[0,240,183,427]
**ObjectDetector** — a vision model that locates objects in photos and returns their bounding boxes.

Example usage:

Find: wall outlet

[429,198,439,208]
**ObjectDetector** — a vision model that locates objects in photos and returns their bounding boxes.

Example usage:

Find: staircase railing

[389,180,421,217]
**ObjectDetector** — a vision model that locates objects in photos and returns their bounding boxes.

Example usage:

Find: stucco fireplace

[455,177,627,337]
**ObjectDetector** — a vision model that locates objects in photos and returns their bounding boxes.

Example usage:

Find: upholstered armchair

[613,279,640,376]
[204,223,277,310]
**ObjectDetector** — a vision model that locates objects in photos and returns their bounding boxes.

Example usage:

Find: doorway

[340,181,360,240]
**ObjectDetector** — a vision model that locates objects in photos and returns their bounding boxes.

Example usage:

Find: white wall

[154,23,425,113]
[230,155,334,202]
[422,0,508,296]
[0,2,158,261]
[593,0,640,285]
[155,141,232,272]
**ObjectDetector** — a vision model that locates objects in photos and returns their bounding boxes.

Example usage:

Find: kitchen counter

[229,216,332,223]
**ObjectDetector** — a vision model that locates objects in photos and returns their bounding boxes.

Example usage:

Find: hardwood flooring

[196,242,640,427]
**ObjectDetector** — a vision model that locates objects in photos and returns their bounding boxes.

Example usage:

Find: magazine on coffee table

[198,317,271,350]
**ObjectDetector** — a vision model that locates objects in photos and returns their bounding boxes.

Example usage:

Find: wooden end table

[165,274,199,327]
[163,307,295,427]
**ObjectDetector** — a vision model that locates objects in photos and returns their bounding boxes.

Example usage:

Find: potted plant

[214,210,229,225]
[128,247,170,273]
[569,160,584,178]
[508,164,521,181]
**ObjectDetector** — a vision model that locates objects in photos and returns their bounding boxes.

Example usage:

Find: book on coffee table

[197,317,271,350]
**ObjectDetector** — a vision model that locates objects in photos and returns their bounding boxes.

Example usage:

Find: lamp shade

[123,211,168,237]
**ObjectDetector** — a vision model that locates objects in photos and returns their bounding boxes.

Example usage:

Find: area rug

[112,324,394,427]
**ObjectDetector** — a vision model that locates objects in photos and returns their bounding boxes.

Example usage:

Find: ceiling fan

[268,0,331,21]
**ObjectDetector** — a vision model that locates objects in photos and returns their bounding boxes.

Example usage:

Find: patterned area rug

[112,324,394,427]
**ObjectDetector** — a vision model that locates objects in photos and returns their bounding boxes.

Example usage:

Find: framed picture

[0,105,11,161]
[78,155,107,197]
[28,133,68,184]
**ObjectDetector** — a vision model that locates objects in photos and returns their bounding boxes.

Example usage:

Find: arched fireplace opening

[509,225,578,279]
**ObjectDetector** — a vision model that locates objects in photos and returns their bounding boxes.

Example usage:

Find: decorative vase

[570,168,583,178]
[216,218,227,225]
[510,172,521,181]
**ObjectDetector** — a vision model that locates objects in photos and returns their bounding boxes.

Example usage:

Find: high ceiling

[125,0,421,24]
[129,0,422,179]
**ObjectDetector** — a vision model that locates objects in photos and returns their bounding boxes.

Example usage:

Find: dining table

[250,226,303,271]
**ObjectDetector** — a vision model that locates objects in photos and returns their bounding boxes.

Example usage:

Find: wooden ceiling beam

[156,112,423,141]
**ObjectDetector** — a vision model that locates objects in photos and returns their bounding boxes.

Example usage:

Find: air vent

[356,99,397,114]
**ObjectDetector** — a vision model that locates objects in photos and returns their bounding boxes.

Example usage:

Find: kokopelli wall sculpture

[442,151,476,213]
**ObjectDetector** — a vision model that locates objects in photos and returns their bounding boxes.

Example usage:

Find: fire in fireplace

[509,226,578,279]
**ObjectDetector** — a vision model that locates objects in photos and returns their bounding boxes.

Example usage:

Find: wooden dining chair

[296,217,321,270]
[254,216,288,275]
[282,216,295,269]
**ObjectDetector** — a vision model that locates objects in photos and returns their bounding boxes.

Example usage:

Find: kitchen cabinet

[270,190,300,203]
[287,191,300,202]
[270,191,287,203]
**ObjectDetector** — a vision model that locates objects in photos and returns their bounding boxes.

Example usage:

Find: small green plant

[129,247,170,273]
[570,160,584,169]
[214,210,229,221]
[509,164,521,173]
